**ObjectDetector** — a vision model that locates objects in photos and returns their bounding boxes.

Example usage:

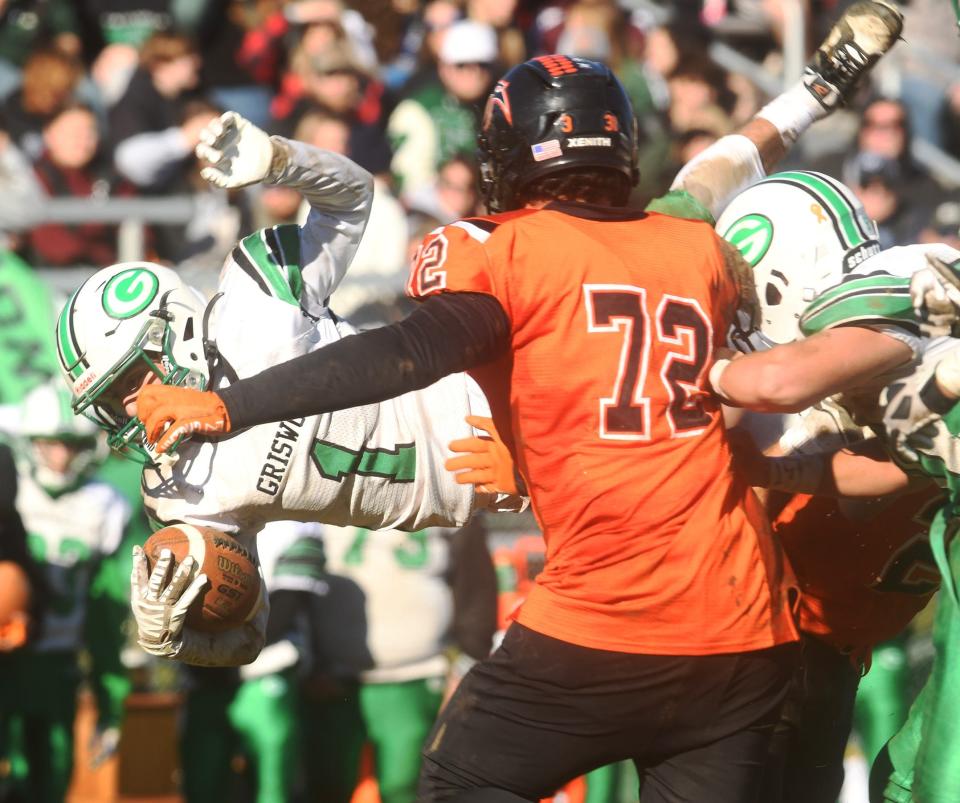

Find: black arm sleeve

[447,517,498,662]
[220,292,510,431]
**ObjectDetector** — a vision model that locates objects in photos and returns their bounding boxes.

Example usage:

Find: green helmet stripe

[240,229,298,306]
[763,171,869,248]
[56,288,85,379]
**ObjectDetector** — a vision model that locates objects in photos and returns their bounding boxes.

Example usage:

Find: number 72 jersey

[407,204,797,656]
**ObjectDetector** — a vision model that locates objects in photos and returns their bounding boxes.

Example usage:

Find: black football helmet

[477,56,640,213]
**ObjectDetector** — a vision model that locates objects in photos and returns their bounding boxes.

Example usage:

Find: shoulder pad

[232,225,304,306]
[800,272,917,337]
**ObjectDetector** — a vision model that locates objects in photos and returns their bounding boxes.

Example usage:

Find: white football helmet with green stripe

[55,262,209,462]
[717,170,880,348]
[19,380,107,492]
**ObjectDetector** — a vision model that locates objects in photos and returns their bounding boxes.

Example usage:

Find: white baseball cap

[439,19,498,65]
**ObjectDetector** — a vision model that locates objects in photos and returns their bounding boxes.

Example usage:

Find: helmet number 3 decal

[102,268,160,319]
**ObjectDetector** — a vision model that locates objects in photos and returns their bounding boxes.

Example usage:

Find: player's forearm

[760,439,913,498]
[219,293,510,430]
[266,137,373,217]
[713,329,913,412]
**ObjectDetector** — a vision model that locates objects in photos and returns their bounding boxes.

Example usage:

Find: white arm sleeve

[265,138,374,312]
[669,134,766,221]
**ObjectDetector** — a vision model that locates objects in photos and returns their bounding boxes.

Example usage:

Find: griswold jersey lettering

[407,204,798,655]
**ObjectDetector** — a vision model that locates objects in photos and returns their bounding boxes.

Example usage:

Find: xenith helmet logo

[101,268,160,319]
[722,214,773,267]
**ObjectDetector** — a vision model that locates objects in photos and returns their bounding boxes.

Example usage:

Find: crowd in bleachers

[0,0,958,300]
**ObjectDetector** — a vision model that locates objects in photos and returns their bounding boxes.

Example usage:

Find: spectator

[0,126,43,243]
[388,18,496,194]
[401,0,463,92]
[467,0,524,66]
[27,102,137,268]
[918,198,960,251]
[110,31,205,191]
[1,47,83,160]
[848,151,927,250]
[672,127,723,168]
[0,1,80,100]
[665,52,734,135]
[837,97,943,217]
[274,20,392,176]
[884,0,959,148]
[77,0,216,107]
[200,0,286,129]
[404,153,480,224]
[293,108,409,317]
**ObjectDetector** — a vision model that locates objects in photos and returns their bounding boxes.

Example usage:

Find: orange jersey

[407,205,798,654]
[775,490,941,653]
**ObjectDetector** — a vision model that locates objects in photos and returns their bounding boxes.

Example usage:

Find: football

[143,524,261,634]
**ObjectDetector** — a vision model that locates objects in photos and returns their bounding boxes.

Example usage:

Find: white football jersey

[322,524,453,682]
[141,142,500,542]
[802,243,960,360]
[16,470,129,652]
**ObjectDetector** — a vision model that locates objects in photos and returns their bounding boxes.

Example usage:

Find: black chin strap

[201,293,240,385]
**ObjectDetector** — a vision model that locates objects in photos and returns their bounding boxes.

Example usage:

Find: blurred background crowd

[1,0,960,801]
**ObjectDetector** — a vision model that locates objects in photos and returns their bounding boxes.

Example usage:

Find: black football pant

[758,633,861,803]
[418,623,798,803]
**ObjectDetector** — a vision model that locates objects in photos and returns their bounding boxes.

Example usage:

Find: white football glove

[778,397,865,456]
[909,253,960,338]
[174,588,268,667]
[195,111,276,189]
[882,345,960,464]
[130,545,207,658]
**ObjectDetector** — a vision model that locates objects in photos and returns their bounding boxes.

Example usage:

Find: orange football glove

[137,385,231,454]
[445,415,519,495]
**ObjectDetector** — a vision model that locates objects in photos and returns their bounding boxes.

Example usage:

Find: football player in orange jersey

[133,4,905,800]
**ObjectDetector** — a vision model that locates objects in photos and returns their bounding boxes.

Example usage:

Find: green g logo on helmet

[722,214,773,267]
[101,268,159,319]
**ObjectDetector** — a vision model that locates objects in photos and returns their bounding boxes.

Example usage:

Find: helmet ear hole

[765,284,782,306]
